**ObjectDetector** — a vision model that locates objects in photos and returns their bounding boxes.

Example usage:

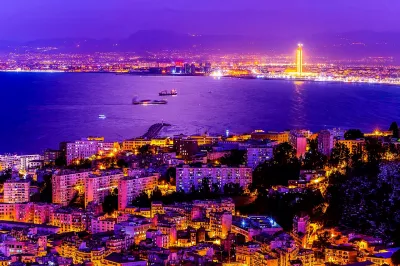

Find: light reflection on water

[1,72,400,153]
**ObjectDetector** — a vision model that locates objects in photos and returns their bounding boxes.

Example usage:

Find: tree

[252,143,300,190]
[314,231,332,259]
[132,191,151,207]
[273,142,298,166]
[151,187,163,201]
[316,231,331,249]
[330,143,350,167]
[40,173,53,203]
[303,139,327,169]
[391,238,400,265]
[224,183,244,196]
[365,138,384,165]
[219,150,246,166]
[389,122,399,139]
[102,188,118,215]
[0,169,12,184]
[55,156,66,167]
[164,167,176,184]
[212,183,220,194]
[200,177,211,195]
[344,129,364,140]
[117,159,128,168]
[138,145,151,156]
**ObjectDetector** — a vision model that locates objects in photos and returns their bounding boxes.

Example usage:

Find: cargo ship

[132,99,168,105]
[159,89,177,96]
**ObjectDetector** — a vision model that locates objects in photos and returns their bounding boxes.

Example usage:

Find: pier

[142,122,171,139]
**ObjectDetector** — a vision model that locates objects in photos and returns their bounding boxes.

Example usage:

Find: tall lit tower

[296,43,303,75]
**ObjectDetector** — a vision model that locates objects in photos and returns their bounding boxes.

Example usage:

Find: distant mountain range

[1,30,400,59]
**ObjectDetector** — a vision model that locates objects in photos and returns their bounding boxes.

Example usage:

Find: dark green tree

[39,173,53,203]
[219,150,246,166]
[102,188,118,215]
[224,183,244,196]
[344,129,364,140]
[330,143,350,167]
[132,191,151,207]
[55,156,67,167]
[117,159,128,168]
[212,183,220,194]
[151,187,163,201]
[200,177,211,195]
[252,143,300,190]
[389,122,399,139]
[314,231,331,260]
[365,138,384,165]
[273,142,298,165]
[303,139,327,169]
[0,169,12,184]
[164,167,176,184]
[138,145,152,156]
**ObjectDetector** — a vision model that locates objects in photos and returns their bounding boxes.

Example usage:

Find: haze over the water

[2,0,400,41]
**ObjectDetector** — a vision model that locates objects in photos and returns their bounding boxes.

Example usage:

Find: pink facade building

[318,130,334,156]
[289,131,308,158]
[118,174,159,211]
[85,170,124,207]
[52,170,90,206]
[4,179,30,203]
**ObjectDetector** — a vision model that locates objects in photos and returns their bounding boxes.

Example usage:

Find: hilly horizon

[2,30,400,60]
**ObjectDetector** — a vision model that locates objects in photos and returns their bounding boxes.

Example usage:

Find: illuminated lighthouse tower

[296,43,303,76]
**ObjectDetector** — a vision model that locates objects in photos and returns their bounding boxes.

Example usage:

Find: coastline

[1,70,400,87]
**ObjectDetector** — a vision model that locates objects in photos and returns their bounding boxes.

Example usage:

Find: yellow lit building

[150,138,172,147]
[251,131,289,143]
[364,130,392,137]
[121,139,151,152]
[189,135,219,146]
[253,251,279,266]
[236,242,261,266]
[296,44,303,75]
[336,139,365,154]
[325,245,358,265]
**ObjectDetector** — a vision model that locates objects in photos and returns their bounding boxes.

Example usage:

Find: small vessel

[132,99,168,105]
[98,114,106,119]
[159,89,178,96]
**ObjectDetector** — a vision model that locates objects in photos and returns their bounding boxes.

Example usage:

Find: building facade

[176,165,252,193]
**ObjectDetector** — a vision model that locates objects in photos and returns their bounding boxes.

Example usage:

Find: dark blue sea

[1,72,400,154]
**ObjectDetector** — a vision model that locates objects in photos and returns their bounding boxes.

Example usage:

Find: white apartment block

[52,170,90,206]
[176,165,252,193]
[0,154,42,171]
[91,217,116,234]
[118,174,159,210]
[85,170,124,207]
[0,155,20,170]
[3,179,30,203]
[66,139,99,165]
[20,155,43,171]
[246,145,274,169]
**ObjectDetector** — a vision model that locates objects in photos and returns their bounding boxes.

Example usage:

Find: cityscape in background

[2,38,400,86]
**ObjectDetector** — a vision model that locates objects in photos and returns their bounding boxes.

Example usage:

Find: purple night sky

[1,0,400,41]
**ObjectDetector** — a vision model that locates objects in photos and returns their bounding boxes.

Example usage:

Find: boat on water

[98,114,106,119]
[132,99,168,105]
[159,89,177,96]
